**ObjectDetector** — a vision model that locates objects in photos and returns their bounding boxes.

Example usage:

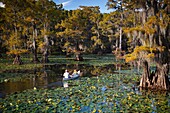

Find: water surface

[0,64,116,96]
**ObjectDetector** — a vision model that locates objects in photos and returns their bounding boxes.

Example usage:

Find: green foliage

[125,46,166,63]
[122,0,170,65]
[1,0,63,63]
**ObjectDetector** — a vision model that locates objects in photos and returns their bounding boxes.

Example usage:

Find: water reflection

[0,64,115,96]
[0,79,34,96]
[63,82,68,88]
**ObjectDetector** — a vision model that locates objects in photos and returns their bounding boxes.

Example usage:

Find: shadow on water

[0,64,115,97]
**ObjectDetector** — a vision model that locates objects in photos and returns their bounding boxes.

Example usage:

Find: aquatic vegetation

[0,55,169,112]
[0,74,169,112]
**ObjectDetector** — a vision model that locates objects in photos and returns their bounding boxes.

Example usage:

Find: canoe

[63,74,80,81]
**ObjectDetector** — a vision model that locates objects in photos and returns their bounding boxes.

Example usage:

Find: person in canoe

[71,70,81,77]
[71,69,77,77]
[63,69,80,80]
[63,70,70,78]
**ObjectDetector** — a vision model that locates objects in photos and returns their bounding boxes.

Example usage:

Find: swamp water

[0,64,170,112]
[0,64,115,96]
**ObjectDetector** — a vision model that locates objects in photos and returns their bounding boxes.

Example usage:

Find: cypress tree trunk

[139,1,170,90]
[119,27,122,50]
[42,49,49,63]
[41,35,50,63]
[119,11,123,51]
[13,55,23,65]
[139,27,170,90]
[75,52,83,61]
[139,60,150,88]
[140,61,170,90]
[74,39,83,61]
[41,17,50,63]
[32,25,39,63]
[153,63,169,89]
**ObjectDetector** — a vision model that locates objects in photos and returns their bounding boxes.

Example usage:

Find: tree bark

[119,27,122,50]
[42,48,49,63]
[139,60,150,88]
[152,64,169,90]
[32,24,39,63]
[140,60,170,90]
[41,35,50,63]
[119,9,123,51]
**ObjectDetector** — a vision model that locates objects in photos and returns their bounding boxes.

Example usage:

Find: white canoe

[63,74,80,81]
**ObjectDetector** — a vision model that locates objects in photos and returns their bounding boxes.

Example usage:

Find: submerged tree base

[31,58,40,63]
[139,60,170,90]
[75,52,83,61]
[13,55,23,65]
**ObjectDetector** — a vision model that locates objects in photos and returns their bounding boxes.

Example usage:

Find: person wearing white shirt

[63,70,70,78]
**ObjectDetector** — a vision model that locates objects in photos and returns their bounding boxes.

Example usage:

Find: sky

[54,0,114,13]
